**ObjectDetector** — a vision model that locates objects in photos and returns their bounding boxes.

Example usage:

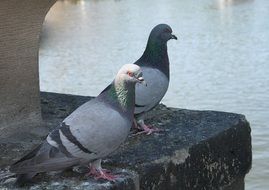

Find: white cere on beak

[138,77,147,86]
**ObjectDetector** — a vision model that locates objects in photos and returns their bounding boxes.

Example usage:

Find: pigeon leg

[87,159,118,181]
[132,119,139,129]
[134,119,163,135]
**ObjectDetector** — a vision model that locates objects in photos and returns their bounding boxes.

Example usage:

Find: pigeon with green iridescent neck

[133,24,177,135]
[9,64,145,185]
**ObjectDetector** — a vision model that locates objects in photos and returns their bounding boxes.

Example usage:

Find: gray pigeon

[133,24,177,134]
[9,64,145,185]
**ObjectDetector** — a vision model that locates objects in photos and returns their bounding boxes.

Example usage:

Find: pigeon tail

[0,168,33,187]
[0,169,16,182]
[12,144,42,166]
[15,173,36,187]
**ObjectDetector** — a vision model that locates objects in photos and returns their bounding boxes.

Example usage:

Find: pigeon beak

[137,77,147,86]
[170,34,178,40]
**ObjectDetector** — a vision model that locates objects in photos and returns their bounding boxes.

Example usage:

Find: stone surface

[0,92,252,189]
[0,0,56,139]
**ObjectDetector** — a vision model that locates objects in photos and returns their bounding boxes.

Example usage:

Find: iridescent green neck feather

[139,38,169,78]
[108,80,135,111]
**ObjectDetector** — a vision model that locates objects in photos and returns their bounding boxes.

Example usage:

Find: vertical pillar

[0,0,56,165]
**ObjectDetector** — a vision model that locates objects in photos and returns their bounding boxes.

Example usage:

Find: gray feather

[10,64,141,183]
[10,141,80,174]
[133,24,176,120]
[135,67,169,115]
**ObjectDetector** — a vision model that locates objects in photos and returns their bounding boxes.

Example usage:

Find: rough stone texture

[0,0,56,139]
[0,92,252,189]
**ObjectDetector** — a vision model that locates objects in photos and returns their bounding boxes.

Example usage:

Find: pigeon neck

[108,79,135,113]
[141,39,169,78]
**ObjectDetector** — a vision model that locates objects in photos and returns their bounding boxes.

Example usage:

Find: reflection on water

[39,0,269,189]
[58,0,82,4]
[213,0,254,9]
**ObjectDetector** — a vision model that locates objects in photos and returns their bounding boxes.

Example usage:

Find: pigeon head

[139,24,176,77]
[141,24,177,68]
[116,64,145,85]
[148,24,177,45]
[109,64,145,110]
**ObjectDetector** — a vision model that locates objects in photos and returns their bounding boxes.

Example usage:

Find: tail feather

[13,144,42,165]
[0,168,15,183]
[15,173,36,187]
[10,141,80,174]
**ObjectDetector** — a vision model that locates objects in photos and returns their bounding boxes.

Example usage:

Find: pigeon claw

[87,168,118,181]
[133,123,163,136]
[94,170,118,181]
[141,124,162,135]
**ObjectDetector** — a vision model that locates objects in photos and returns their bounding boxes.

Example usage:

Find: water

[39,0,269,189]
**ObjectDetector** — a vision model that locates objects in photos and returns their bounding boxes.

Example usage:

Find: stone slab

[0,92,252,189]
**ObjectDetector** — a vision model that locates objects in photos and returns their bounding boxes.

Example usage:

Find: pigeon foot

[132,120,163,136]
[86,159,118,181]
[87,167,117,181]
[137,123,162,135]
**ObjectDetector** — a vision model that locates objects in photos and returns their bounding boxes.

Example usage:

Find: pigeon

[9,64,145,185]
[133,24,177,135]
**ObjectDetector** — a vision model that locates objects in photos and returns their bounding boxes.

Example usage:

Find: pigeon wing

[10,141,80,174]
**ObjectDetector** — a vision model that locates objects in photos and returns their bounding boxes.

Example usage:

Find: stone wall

[0,92,252,189]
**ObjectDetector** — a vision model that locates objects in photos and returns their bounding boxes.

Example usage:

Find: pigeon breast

[47,98,132,162]
[134,66,169,115]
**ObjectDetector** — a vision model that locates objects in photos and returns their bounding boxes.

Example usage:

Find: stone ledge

[0,92,252,189]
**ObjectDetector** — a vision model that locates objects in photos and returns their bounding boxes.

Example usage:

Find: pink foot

[87,167,118,181]
[133,123,163,136]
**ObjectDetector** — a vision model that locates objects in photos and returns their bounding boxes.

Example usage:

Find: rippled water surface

[39,0,269,189]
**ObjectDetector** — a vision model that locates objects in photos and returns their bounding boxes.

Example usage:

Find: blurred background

[39,0,269,189]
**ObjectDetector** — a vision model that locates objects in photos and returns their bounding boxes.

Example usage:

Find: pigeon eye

[127,71,133,77]
[164,28,171,33]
